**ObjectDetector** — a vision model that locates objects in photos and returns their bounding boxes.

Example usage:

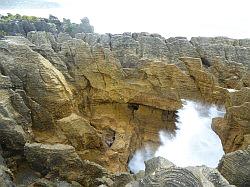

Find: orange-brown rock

[212,88,250,153]
[0,38,74,130]
[179,57,228,104]
[209,57,248,89]
[0,37,184,173]
[0,33,249,179]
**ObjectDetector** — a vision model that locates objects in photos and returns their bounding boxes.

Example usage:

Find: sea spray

[129,100,225,173]
[128,145,154,174]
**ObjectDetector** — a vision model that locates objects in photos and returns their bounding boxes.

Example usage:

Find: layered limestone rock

[127,157,233,187]
[76,33,200,67]
[189,39,250,101]
[0,37,74,130]
[24,143,110,186]
[208,57,249,89]
[212,87,250,153]
[27,31,57,50]
[24,143,135,187]
[179,57,228,104]
[0,35,183,173]
[218,146,250,187]
[190,37,250,67]
[0,29,249,186]
[74,32,250,103]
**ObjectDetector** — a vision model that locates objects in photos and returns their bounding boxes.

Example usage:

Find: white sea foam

[129,100,225,173]
[128,145,154,173]
[227,88,238,93]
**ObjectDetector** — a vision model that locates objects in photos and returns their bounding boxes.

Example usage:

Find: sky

[0,0,249,39]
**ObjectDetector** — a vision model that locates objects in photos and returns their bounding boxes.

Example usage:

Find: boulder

[218,146,250,187]
[131,157,233,187]
[144,156,174,175]
[4,36,35,47]
[111,172,134,187]
[24,143,83,177]
[24,143,111,186]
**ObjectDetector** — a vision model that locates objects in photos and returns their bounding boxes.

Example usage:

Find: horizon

[0,0,250,39]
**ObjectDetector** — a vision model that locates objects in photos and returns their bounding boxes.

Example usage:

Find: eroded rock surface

[24,143,110,186]
[0,146,15,187]
[218,146,250,187]
[128,157,233,187]
[0,165,15,187]
[0,25,249,186]
[212,88,250,153]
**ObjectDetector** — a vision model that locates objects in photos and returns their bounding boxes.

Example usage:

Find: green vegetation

[0,13,39,23]
[0,13,93,36]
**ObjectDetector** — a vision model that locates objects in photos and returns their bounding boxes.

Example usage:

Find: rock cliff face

[0,17,249,186]
[212,87,250,153]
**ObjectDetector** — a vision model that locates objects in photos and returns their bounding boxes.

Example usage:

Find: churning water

[129,100,225,173]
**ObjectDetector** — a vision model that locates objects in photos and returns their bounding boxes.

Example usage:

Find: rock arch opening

[128,100,225,173]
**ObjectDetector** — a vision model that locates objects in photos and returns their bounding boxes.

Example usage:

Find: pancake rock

[0,16,249,186]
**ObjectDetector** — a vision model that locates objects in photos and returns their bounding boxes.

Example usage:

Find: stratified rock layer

[0,28,249,186]
[128,157,233,187]
[212,88,250,153]
[218,146,250,187]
